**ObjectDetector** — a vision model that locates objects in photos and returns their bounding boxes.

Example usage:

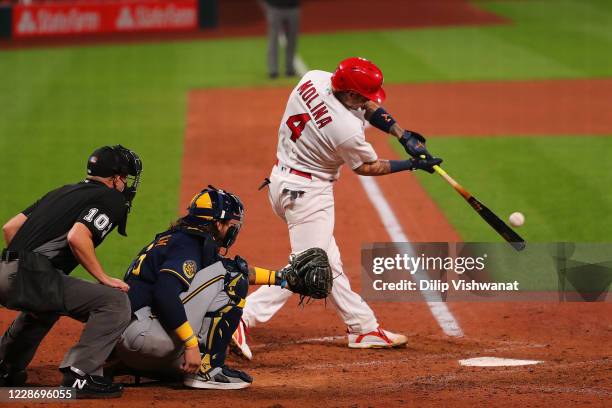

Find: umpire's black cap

[87,145,141,177]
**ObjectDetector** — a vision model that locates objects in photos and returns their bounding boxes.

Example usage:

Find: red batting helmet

[331,57,386,104]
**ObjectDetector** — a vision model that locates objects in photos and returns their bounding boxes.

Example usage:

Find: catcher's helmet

[331,57,386,104]
[185,186,244,248]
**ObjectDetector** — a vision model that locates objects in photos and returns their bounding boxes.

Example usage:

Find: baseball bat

[432,165,526,251]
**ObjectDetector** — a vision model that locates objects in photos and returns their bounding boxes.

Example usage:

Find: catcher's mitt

[280,247,333,301]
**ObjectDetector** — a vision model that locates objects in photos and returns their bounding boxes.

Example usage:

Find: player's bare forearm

[364,101,405,140]
[2,213,27,246]
[388,123,406,140]
[68,223,113,285]
[365,101,434,160]
[354,160,392,176]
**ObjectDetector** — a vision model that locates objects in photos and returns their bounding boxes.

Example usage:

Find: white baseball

[509,212,525,227]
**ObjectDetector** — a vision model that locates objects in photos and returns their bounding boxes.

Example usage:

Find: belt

[1,249,19,262]
[275,160,312,180]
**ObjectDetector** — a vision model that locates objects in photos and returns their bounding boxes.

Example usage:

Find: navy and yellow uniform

[125,228,220,335]
[116,186,253,389]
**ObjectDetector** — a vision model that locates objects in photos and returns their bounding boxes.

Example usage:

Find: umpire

[261,0,300,78]
[0,145,142,398]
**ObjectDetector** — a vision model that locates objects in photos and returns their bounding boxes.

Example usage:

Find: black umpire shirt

[7,179,127,274]
[265,0,299,8]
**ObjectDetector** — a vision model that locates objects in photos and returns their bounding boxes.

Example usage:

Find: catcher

[112,186,331,390]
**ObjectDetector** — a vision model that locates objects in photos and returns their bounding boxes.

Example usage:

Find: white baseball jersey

[276,70,378,180]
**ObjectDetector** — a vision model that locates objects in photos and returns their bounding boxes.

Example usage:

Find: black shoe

[286,70,297,78]
[0,360,27,386]
[60,367,122,399]
[269,72,279,79]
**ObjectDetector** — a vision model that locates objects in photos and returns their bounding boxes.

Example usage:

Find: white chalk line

[358,176,464,337]
[279,33,308,77]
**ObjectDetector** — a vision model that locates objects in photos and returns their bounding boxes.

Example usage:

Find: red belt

[275,160,312,179]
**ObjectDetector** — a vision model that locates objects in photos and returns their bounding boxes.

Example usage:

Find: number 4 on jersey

[286,113,311,142]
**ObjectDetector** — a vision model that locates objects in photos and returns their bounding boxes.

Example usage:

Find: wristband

[184,335,198,348]
[254,266,276,286]
[368,107,396,133]
[275,269,287,288]
[389,160,414,173]
[175,321,198,348]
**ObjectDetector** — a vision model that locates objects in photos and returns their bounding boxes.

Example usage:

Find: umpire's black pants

[0,260,131,376]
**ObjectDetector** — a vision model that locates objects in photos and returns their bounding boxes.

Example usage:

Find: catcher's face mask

[220,218,242,249]
[217,189,244,249]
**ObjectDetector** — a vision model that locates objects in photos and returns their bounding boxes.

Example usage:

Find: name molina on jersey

[297,80,333,129]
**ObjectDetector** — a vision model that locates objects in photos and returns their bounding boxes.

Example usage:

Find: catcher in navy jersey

[114,186,332,390]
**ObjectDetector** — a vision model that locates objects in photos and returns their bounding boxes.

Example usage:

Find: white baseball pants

[242,165,379,334]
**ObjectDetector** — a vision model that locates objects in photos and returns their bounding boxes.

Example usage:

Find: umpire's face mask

[117,174,140,236]
[117,149,143,236]
[122,173,140,210]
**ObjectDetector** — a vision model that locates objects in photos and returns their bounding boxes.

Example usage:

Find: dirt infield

[382,78,612,136]
[180,80,612,406]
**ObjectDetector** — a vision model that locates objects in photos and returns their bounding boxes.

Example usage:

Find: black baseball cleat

[60,366,123,399]
[0,360,27,386]
[184,365,252,390]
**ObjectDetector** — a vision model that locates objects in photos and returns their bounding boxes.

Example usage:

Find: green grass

[1,0,611,279]
[0,38,288,278]
[389,136,612,242]
[457,243,612,293]
[301,0,612,81]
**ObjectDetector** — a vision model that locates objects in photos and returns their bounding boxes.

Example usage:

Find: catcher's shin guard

[199,271,248,373]
[199,305,243,372]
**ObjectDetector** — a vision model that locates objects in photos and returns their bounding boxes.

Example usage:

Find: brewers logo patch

[183,260,197,279]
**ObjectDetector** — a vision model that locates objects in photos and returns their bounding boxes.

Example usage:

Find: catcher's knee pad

[224,270,249,308]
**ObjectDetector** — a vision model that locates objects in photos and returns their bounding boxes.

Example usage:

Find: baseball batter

[232,57,442,358]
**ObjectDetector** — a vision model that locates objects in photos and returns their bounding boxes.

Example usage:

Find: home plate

[459,357,543,367]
